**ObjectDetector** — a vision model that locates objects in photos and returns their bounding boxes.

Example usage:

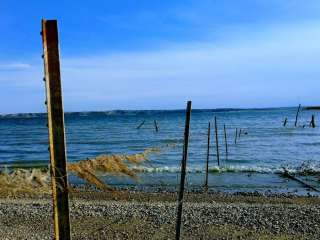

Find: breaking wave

[132,164,320,175]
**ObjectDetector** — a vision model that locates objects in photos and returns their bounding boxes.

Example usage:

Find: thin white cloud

[0,63,32,70]
[59,21,320,109]
[2,21,320,112]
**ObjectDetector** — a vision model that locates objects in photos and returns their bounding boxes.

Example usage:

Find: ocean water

[1,107,320,195]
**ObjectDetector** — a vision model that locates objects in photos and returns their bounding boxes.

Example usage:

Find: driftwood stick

[137,120,145,129]
[281,169,319,192]
[214,117,220,166]
[294,104,301,127]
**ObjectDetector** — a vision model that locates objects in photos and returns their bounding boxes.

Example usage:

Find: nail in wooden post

[214,116,220,166]
[204,122,211,190]
[41,19,71,240]
[154,120,159,132]
[224,124,228,158]
[294,104,301,127]
[175,101,192,240]
[234,128,238,144]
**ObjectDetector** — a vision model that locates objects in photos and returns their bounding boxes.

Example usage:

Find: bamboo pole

[204,122,211,190]
[294,104,301,127]
[224,124,228,158]
[175,101,192,240]
[41,19,71,240]
[214,117,220,166]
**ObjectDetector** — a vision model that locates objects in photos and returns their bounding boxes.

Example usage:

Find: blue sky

[1,1,320,113]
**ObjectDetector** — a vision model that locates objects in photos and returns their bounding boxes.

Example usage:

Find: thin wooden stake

[154,120,159,132]
[294,104,301,127]
[137,120,145,129]
[283,117,288,127]
[175,101,192,240]
[214,116,220,166]
[41,19,71,240]
[234,128,238,144]
[224,124,228,158]
[204,122,211,190]
[310,115,316,128]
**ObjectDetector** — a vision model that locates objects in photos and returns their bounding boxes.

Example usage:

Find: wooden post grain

[294,104,301,127]
[41,19,71,240]
[224,124,228,158]
[204,122,211,189]
[214,117,220,166]
[175,101,192,240]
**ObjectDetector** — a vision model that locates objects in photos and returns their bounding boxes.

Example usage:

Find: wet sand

[0,190,320,239]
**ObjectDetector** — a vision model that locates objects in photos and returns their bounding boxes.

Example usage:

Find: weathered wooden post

[154,120,159,132]
[175,101,192,240]
[310,115,316,128]
[204,122,211,190]
[214,117,220,166]
[224,124,228,158]
[41,19,71,240]
[294,104,301,127]
[234,128,238,144]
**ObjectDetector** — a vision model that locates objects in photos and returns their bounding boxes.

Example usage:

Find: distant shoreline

[0,106,302,117]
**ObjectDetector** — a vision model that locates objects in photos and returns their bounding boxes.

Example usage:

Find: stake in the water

[283,117,288,127]
[41,19,71,240]
[175,101,192,240]
[214,116,220,166]
[154,120,159,132]
[224,124,228,158]
[294,104,301,127]
[204,122,211,190]
[234,128,238,144]
[310,115,316,128]
[137,120,145,129]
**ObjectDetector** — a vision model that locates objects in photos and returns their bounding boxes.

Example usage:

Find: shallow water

[1,107,320,194]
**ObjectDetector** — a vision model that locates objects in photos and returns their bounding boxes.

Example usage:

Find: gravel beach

[0,191,320,240]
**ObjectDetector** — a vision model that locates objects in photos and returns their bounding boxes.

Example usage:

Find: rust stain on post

[41,19,71,240]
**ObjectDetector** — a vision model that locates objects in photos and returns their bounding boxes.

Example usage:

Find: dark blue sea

[1,107,320,195]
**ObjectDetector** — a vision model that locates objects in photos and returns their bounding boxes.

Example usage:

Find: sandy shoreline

[0,190,319,239]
